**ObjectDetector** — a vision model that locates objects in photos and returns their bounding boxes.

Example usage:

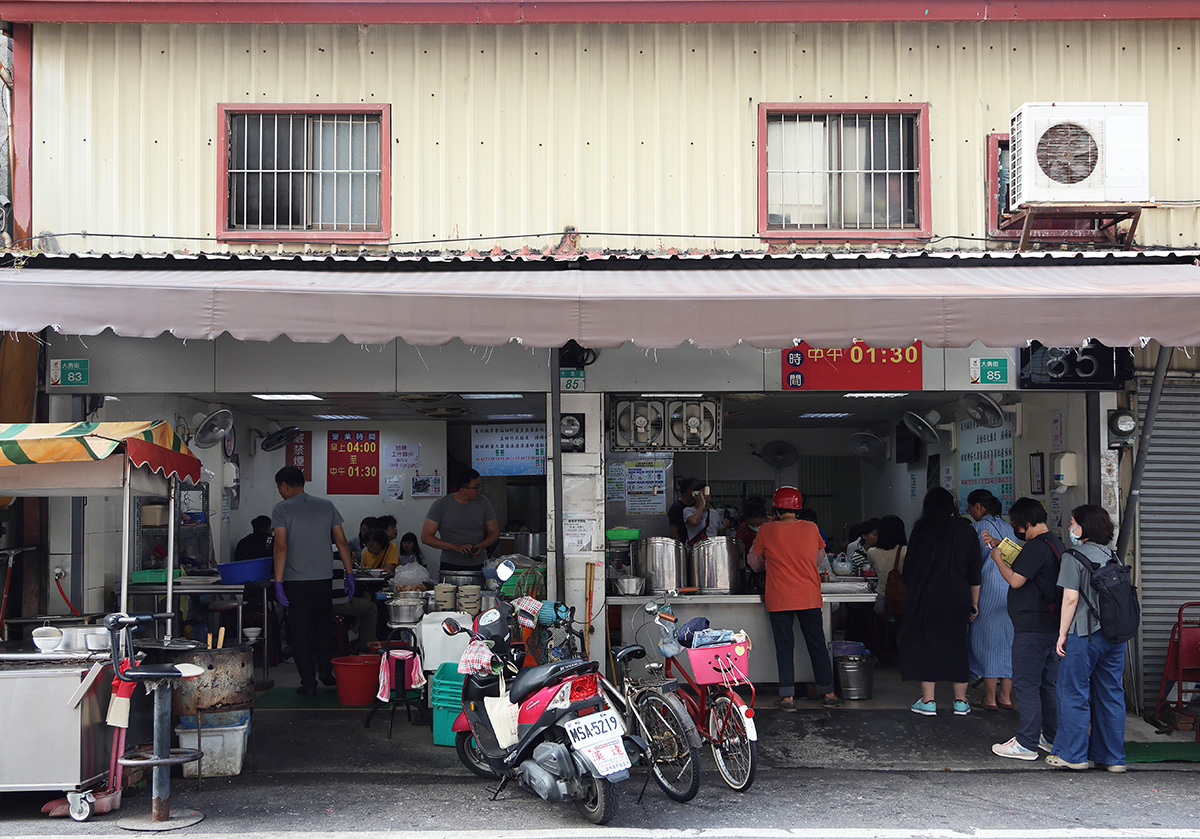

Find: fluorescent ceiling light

[253,394,323,401]
[487,413,536,420]
[313,414,369,420]
[843,392,908,399]
[641,393,703,398]
[798,412,853,419]
[462,393,523,400]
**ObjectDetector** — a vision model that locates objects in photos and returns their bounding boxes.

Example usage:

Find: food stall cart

[0,421,202,795]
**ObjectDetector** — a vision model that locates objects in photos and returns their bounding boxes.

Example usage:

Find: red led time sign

[327,430,380,495]
[782,341,923,391]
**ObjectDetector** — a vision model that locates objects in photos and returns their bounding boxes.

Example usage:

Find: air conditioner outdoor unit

[1009,102,1149,206]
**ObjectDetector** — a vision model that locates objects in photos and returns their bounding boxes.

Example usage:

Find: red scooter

[442,604,638,825]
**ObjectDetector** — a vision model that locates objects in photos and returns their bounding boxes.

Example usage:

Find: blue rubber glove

[275,581,289,607]
[344,573,356,599]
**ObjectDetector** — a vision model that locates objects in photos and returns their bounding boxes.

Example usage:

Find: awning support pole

[119,456,131,615]
[1115,345,1173,561]
[164,478,176,640]
[551,348,565,601]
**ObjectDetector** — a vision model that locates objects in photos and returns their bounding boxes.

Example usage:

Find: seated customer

[360,528,399,572]
[347,516,378,563]
[235,515,274,561]
[331,556,378,651]
[397,531,426,567]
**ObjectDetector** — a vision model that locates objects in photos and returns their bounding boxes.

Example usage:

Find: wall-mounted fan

[754,440,799,470]
[959,393,1023,436]
[611,398,666,451]
[260,426,301,453]
[848,431,889,458]
[903,410,942,445]
[177,409,233,449]
[666,398,721,450]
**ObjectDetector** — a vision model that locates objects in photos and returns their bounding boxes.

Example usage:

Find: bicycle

[637,589,758,792]
[534,599,703,802]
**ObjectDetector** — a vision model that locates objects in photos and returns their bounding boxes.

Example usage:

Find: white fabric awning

[2,261,1198,349]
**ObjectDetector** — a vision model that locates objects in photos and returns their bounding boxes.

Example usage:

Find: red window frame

[986,132,1105,243]
[217,104,391,244]
[757,102,932,242]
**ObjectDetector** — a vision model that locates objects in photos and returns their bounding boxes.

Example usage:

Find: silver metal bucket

[833,655,876,700]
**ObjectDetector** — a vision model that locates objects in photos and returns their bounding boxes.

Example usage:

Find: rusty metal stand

[999,202,1153,251]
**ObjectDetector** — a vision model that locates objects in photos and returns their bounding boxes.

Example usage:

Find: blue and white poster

[472,424,547,476]
[957,416,1015,513]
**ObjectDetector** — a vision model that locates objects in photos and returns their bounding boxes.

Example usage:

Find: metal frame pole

[551,349,565,602]
[1115,344,1173,560]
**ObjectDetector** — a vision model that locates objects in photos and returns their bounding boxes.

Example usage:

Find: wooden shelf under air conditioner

[1000,202,1158,252]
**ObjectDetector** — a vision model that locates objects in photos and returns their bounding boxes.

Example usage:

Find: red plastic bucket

[331,655,380,706]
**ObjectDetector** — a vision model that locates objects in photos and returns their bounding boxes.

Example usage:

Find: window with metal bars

[222,108,387,240]
[759,105,930,240]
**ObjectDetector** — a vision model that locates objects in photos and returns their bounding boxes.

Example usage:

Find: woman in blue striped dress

[967,490,1015,710]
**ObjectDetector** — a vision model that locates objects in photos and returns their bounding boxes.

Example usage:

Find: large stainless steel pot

[513,532,547,558]
[440,570,484,587]
[692,536,744,594]
[639,537,685,594]
[387,600,425,624]
[168,645,255,716]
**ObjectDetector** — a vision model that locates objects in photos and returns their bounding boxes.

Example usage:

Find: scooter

[442,604,639,825]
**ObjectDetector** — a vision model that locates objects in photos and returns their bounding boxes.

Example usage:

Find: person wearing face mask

[983,497,1064,762]
[1045,505,1127,772]
[966,490,1016,712]
[682,483,729,546]
[734,498,769,554]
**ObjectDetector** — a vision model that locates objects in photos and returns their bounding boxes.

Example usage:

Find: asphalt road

[2,706,1196,838]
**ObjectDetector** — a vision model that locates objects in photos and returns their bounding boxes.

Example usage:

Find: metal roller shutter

[1135,380,1200,707]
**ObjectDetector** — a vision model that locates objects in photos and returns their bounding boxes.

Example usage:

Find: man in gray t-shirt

[271,466,353,697]
[421,468,500,575]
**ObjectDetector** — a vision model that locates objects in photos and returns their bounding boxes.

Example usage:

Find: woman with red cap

[748,486,842,711]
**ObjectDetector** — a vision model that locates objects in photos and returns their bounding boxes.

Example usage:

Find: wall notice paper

[472,423,547,476]
[563,515,595,554]
[625,460,668,515]
[411,475,443,498]
[385,476,405,500]
[327,430,380,495]
[606,463,627,502]
[957,416,1015,512]
[384,443,420,470]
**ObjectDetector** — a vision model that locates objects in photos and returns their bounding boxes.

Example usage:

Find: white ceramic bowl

[32,628,64,652]
[243,627,262,641]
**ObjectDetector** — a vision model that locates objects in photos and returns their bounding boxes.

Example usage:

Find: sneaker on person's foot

[953,700,971,716]
[911,699,937,716]
[1096,763,1127,773]
[1038,734,1054,752]
[992,737,1039,761]
[1045,754,1089,770]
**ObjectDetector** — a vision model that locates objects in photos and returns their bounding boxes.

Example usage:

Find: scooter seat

[508,659,586,705]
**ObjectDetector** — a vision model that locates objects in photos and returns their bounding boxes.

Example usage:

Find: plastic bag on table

[392,562,432,588]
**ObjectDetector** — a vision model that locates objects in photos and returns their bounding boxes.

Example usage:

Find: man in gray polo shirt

[421,468,500,577]
[272,466,354,697]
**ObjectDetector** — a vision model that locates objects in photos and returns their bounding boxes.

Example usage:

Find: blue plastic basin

[217,556,273,585]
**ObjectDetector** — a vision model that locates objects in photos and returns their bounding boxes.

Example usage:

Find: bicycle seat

[614,644,647,663]
[120,664,184,683]
[508,659,587,705]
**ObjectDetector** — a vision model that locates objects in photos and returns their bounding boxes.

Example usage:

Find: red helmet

[772,486,803,511]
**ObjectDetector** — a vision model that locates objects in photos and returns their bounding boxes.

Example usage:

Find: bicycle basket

[685,640,751,686]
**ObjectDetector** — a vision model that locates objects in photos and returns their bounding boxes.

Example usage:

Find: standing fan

[848,432,889,458]
[177,410,233,449]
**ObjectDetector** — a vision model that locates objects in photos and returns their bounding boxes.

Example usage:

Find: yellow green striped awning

[0,421,201,483]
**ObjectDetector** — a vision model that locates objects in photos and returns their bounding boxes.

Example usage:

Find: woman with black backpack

[1046,504,1127,772]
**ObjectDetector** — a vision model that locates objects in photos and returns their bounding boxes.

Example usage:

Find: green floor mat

[253,685,373,710]
[1124,741,1200,763]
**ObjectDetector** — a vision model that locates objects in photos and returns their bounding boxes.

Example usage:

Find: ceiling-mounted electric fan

[848,431,889,458]
[959,393,1023,435]
[754,440,799,470]
[177,409,233,449]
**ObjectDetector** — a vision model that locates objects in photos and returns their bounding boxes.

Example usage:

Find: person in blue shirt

[966,490,1016,711]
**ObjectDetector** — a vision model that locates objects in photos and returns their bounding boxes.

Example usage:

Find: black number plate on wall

[1018,341,1133,390]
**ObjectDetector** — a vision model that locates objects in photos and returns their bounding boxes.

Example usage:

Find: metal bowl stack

[457,585,482,614]
[614,576,646,597]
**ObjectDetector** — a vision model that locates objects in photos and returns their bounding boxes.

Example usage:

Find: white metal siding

[1135,380,1200,707]
[30,20,1200,255]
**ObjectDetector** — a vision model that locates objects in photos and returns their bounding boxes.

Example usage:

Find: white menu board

[472,424,547,476]
[957,416,1016,512]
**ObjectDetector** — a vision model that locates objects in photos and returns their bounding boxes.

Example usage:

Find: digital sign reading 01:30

[782,340,923,391]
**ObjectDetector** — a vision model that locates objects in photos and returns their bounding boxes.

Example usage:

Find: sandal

[970,698,999,711]
[776,697,797,712]
[997,700,1015,710]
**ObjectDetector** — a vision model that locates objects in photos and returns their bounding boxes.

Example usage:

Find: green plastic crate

[499,567,546,597]
[130,569,182,584]
[605,527,641,541]
[432,705,458,747]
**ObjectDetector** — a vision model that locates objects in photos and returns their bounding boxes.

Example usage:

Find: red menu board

[286,431,312,481]
[782,341,923,391]
[327,430,380,495]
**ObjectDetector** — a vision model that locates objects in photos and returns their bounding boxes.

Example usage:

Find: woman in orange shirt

[749,487,842,711]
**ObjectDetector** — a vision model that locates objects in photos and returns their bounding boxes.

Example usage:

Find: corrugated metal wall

[30,20,1200,254]
[1135,380,1200,707]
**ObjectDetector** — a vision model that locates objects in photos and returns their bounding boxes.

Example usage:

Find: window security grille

[765,112,919,231]
[228,113,382,232]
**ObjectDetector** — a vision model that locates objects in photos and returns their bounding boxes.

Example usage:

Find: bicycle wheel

[634,690,702,802]
[707,692,756,792]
